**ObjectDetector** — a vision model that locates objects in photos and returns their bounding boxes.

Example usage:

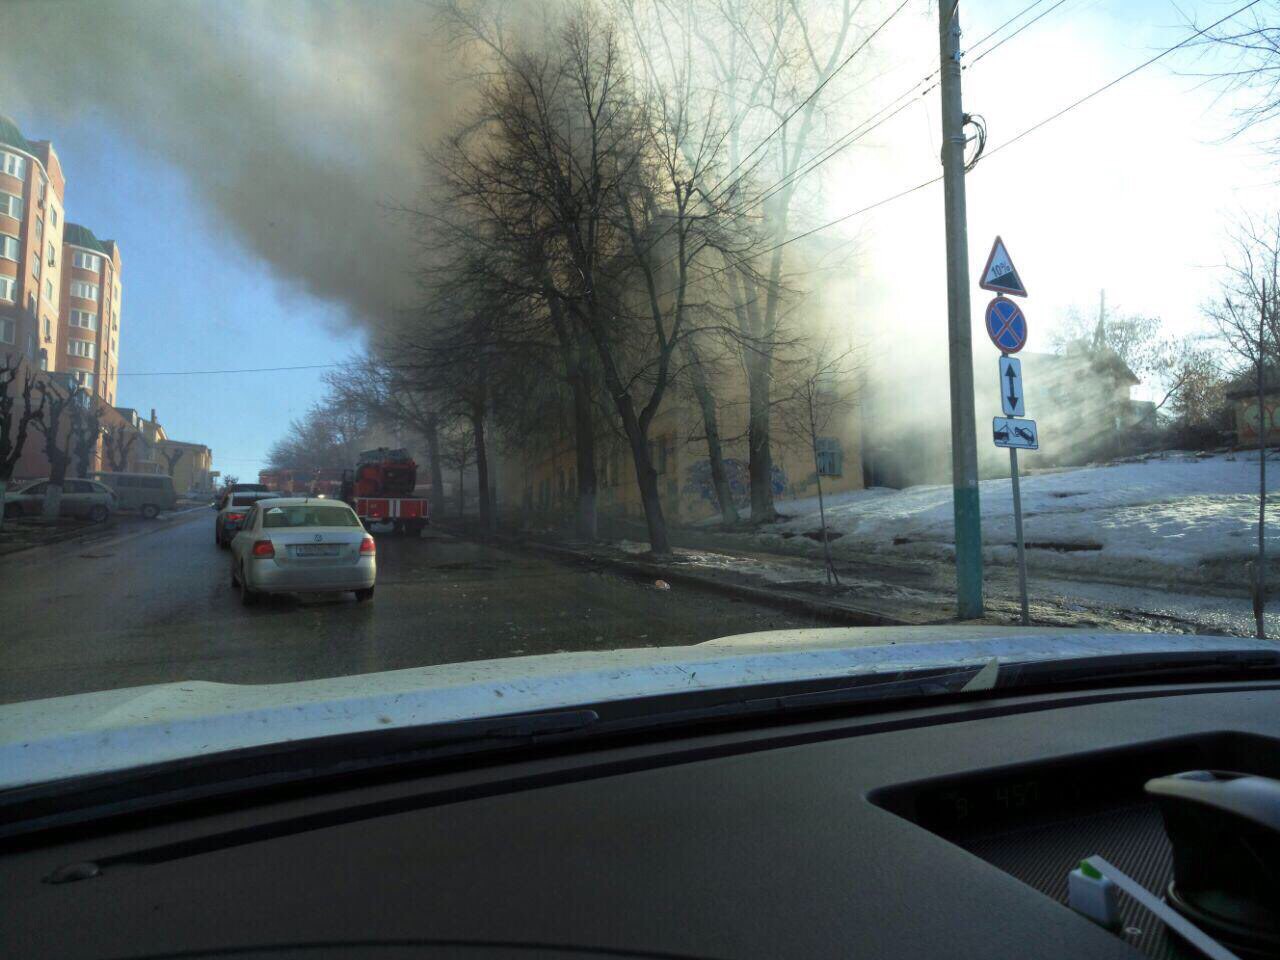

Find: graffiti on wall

[683,458,786,508]
[1239,399,1280,441]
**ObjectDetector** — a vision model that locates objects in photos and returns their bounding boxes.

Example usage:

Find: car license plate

[294,544,340,557]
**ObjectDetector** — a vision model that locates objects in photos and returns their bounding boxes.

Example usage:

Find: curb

[443,523,910,627]
[0,505,207,563]
[0,518,120,557]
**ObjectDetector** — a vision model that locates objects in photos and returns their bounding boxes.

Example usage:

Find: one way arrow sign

[999,356,1024,417]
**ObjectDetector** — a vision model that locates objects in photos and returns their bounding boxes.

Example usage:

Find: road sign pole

[938,0,983,619]
[1009,446,1030,626]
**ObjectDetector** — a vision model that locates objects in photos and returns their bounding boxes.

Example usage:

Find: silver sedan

[229,498,376,605]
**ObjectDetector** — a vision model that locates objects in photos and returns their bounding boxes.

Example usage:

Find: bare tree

[323,354,448,518]
[31,380,80,520]
[685,0,862,524]
[1204,216,1280,639]
[0,355,46,531]
[103,425,138,472]
[439,420,476,516]
[777,344,859,584]
[70,401,104,479]
[161,445,186,478]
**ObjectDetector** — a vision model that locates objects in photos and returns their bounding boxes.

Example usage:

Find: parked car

[3,478,116,522]
[214,491,280,548]
[229,497,376,605]
[88,472,178,519]
[215,482,271,510]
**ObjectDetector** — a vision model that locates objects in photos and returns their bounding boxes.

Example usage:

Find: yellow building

[499,368,864,528]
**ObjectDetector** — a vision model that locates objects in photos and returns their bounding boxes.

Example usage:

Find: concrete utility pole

[938,0,983,618]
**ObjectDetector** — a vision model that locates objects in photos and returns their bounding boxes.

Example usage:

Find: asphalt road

[0,510,819,706]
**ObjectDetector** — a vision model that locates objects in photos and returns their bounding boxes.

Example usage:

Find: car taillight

[226,512,245,522]
[251,539,275,558]
[359,536,376,555]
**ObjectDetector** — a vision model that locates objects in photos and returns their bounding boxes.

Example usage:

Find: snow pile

[750,452,1280,585]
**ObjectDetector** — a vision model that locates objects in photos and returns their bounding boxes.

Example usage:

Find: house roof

[63,223,110,255]
[0,114,35,156]
[1223,366,1280,399]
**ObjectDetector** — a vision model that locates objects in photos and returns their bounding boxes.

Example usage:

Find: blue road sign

[999,355,1025,417]
[985,297,1028,354]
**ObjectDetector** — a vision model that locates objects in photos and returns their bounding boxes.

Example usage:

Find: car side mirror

[211,501,219,509]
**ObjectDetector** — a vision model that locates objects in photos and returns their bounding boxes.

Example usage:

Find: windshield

[3,1,1280,745]
[263,505,359,528]
[229,494,273,507]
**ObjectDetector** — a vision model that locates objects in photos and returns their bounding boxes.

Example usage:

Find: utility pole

[938,0,983,618]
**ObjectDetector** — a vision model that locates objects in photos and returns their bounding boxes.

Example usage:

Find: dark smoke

[0,0,462,331]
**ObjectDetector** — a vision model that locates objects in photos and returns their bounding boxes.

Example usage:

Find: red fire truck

[344,448,430,535]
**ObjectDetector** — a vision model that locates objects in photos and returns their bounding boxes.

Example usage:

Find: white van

[88,472,178,518]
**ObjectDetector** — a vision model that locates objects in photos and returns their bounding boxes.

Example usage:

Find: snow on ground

[747,452,1280,585]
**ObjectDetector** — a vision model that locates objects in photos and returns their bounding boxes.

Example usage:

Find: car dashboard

[5,679,1280,959]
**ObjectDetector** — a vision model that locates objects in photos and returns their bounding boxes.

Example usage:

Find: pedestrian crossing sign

[979,236,1027,297]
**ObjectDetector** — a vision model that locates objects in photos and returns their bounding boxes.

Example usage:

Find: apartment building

[0,114,66,369]
[58,222,121,404]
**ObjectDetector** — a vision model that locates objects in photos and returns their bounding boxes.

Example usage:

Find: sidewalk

[0,503,208,559]
[447,518,1247,635]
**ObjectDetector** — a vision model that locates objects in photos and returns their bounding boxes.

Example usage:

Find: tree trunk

[473,412,493,534]
[0,484,7,533]
[628,429,670,556]
[727,269,778,524]
[425,413,446,519]
[683,342,738,526]
[458,464,466,516]
[811,404,839,587]
[571,366,598,540]
[1257,314,1268,640]
[746,349,776,523]
[42,473,66,520]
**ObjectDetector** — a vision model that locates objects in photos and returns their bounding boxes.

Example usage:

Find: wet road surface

[0,511,821,705]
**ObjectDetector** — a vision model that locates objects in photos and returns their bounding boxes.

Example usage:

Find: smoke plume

[0,0,464,331]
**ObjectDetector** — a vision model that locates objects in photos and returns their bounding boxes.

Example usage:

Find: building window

[70,280,99,300]
[43,316,51,340]
[0,275,13,302]
[39,348,48,371]
[0,152,25,179]
[0,234,17,261]
[49,206,58,228]
[44,278,53,302]
[816,437,843,477]
[73,250,101,272]
[68,338,96,359]
[0,192,21,220]
[69,309,97,331]
[31,253,40,278]
[73,370,94,390]
[34,217,42,242]
[38,175,46,201]
[47,241,55,266]
[27,293,36,315]
[0,317,13,344]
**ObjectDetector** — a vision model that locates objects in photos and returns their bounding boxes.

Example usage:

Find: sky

[4,0,1280,479]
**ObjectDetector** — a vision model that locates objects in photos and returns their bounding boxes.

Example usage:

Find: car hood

[0,627,1273,790]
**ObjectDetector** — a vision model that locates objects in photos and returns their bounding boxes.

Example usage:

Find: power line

[118,363,341,377]
[964,0,1072,70]
[665,0,1263,302]
[701,0,917,209]
[961,0,1052,60]
[981,0,1263,161]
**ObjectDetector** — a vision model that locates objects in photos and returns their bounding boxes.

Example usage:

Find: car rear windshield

[262,505,359,528]
[231,494,273,506]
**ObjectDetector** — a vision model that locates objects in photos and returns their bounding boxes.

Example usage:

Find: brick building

[59,223,121,404]
[0,114,66,373]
